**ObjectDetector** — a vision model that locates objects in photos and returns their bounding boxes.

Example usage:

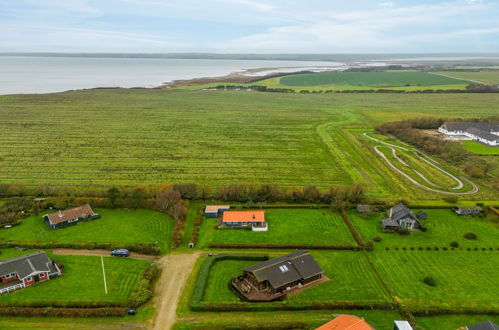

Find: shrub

[464,233,477,240]
[450,241,459,248]
[423,276,437,287]
[442,247,448,251]
[373,236,382,242]
[434,247,439,251]
[443,196,458,204]
[397,228,410,236]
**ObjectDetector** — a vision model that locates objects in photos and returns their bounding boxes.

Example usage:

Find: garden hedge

[0,307,127,317]
[0,241,160,255]
[208,243,356,250]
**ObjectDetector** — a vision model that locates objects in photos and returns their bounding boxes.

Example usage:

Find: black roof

[468,321,499,330]
[0,251,54,279]
[243,251,323,289]
[466,127,499,142]
[390,203,418,222]
[443,122,499,133]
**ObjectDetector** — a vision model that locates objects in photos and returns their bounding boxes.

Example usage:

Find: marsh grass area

[0,209,173,252]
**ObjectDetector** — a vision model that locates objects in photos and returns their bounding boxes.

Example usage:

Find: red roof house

[316,314,374,330]
[221,210,267,231]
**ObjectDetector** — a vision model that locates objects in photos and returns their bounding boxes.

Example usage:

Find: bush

[373,236,382,242]
[208,243,355,250]
[397,228,410,236]
[128,264,160,307]
[450,241,459,248]
[464,232,477,240]
[423,276,437,287]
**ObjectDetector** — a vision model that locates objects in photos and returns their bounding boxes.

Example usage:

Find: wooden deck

[231,275,329,302]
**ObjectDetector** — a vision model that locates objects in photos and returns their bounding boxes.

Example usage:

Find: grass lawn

[435,71,499,84]
[462,140,499,155]
[0,208,173,252]
[349,209,499,248]
[279,71,471,87]
[202,251,391,305]
[198,208,355,247]
[370,250,499,309]
[416,314,499,330]
[0,249,149,304]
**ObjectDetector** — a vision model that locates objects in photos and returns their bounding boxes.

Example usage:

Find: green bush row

[0,307,127,317]
[339,210,365,248]
[191,301,395,312]
[0,241,160,255]
[0,301,127,308]
[208,243,356,250]
[128,263,161,307]
[412,309,499,316]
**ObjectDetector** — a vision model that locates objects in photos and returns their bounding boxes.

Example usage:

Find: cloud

[378,1,395,8]
[217,0,274,12]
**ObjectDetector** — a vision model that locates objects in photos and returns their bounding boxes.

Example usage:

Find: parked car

[111,249,130,257]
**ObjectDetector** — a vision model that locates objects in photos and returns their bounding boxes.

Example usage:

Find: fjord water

[0,56,335,95]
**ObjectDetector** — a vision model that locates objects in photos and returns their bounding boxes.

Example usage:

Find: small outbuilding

[455,206,483,216]
[204,205,230,218]
[44,205,100,229]
[394,320,414,330]
[416,211,428,220]
[356,204,372,215]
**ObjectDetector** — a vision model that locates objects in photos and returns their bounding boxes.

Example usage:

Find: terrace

[0,280,23,295]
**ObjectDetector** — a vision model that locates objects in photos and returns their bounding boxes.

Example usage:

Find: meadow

[279,71,470,88]
[0,209,173,252]
[198,208,356,247]
[370,250,499,309]
[416,314,499,330]
[1,89,499,201]
[0,249,149,304]
[435,71,499,84]
[349,209,499,248]
[201,251,391,305]
[463,140,499,155]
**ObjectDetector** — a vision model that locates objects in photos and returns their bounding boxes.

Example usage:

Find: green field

[198,208,355,247]
[0,209,173,252]
[416,314,499,330]
[1,89,499,201]
[201,251,391,305]
[463,140,499,155]
[279,71,471,87]
[349,209,499,248]
[0,249,148,304]
[436,71,499,84]
[370,250,499,309]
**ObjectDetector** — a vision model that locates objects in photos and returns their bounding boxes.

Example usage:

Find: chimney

[253,214,255,219]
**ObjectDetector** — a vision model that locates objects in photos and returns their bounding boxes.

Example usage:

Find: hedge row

[128,263,161,307]
[208,243,356,250]
[412,309,499,316]
[191,301,395,312]
[189,206,204,245]
[0,307,127,317]
[339,210,365,248]
[0,301,126,308]
[0,241,160,255]
[190,254,269,306]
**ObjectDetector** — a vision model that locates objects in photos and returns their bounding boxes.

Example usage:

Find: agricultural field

[0,249,149,304]
[198,208,355,247]
[1,89,499,201]
[369,250,499,309]
[279,71,471,88]
[349,209,499,248]
[435,70,499,84]
[200,251,391,305]
[416,314,499,330]
[0,209,173,252]
[462,140,499,155]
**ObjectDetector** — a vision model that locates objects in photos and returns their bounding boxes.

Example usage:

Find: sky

[0,0,498,53]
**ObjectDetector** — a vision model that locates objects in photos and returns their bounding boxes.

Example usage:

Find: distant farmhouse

[316,314,374,330]
[454,206,483,216]
[381,203,421,230]
[232,250,326,301]
[44,204,100,229]
[438,122,499,146]
[221,210,268,231]
[204,205,230,218]
[0,251,61,295]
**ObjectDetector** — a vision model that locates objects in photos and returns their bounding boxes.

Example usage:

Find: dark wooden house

[231,250,326,301]
[381,203,420,230]
[44,205,100,229]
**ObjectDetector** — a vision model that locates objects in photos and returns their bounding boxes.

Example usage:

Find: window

[26,276,32,282]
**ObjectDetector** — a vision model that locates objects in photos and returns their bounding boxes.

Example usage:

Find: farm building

[0,251,61,295]
[221,210,267,231]
[44,204,100,229]
[454,206,483,216]
[204,205,230,218]
[381,203,420,230]
[316,314,374,330]
[231,250,326,302]
[438,122,499,146]
[466,321,499,330]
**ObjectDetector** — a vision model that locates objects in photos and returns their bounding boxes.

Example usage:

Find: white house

[438,122,499,146]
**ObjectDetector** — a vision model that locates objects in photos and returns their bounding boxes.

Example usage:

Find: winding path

[364,133,478,195]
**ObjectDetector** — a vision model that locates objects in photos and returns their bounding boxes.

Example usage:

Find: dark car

[111,249,130,257]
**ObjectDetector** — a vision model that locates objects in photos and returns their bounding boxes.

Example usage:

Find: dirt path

[52,249,158,261]
[150,252,202,330]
